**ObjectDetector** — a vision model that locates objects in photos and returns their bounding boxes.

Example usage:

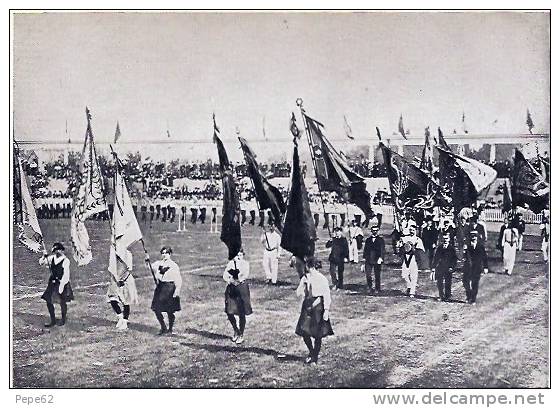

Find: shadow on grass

[175,340,302,362]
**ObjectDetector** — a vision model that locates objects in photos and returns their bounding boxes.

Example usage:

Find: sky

[12,11,550,158]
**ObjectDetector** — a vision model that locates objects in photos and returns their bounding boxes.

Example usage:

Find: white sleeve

[172,263,182,296]
[39,255,50,266]
[296,277,306,297]
[223,262,233,283]
[59,258,71,289]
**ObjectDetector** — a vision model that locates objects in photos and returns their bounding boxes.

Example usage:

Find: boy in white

[347,220,363,263]
[397,223,425,298]
[261,224,282,284]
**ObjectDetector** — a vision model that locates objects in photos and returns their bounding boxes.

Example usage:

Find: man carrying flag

[106,149,143,331]
[70,108,108,265]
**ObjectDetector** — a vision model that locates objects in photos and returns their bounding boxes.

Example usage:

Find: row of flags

[13,103,550,279]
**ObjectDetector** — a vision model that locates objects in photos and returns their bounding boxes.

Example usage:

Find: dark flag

[290,112,301,140]
[398,114,407,139]
[213,122,241,260]
[239,137,286,230]
[281,145,317,261]
[303,113,373,218]
[114,121,121,143]
[526,109,534,134]
[420,126,433,174]
[462,112,469,134]
[379,141,434,212]
[436,146,497,213]
[502,180,512,214]
[512,149,549,213]
[538,155,550,182]
[437,127,451,151]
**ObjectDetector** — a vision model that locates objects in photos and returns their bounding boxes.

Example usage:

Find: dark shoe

[158,328,168,335]
[44,321,56,328]
[56,319,66,326]
[406,288,411,296]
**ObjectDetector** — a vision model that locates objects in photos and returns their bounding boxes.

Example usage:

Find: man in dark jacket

[432,232,457,301]
[362,224,385,294]
[326,227,349,290]
[462,230,488,305]
[421,217,439,269]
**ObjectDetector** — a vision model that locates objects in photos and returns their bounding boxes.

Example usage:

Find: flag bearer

[295,257,334,364]
[223,249,252,344]
[40,242,74,327]
[261,224,282,284]
[148,246,182,335]
[540,215,550,262]
[397,222,425,298]
[107,248,138,331]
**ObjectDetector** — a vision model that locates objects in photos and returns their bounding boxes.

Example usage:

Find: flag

[114,121,121,143]
[108,156,143,278]
[13,146,44,252]
[420,126,433,174]
[526,109,534,134]
[303,112,373,218]
[239,137,286,230]
[379,141,435,213]
[214,130,241,260]
[398,114,407,139]
[167,129,171,138]
[538,154,550,182]
[461,112,469,134]
[512,149,549,213]
[502,180,512,214]
[343,115,354,140]
[437,128,451,151]
[70,108,108,266]
[436,146,497,213]
[281,145,317,261]
[262,116,267,140]
[290,112,301,140]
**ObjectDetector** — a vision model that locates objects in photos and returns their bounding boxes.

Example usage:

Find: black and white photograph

[8,8,552,397]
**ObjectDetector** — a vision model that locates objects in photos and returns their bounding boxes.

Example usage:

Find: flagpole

[238,137,271,249]
[296,98,332,238]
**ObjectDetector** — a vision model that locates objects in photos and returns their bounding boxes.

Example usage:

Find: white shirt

[152,259,182,295]
[39,254,70,290]
[296,269,332,311]
[223,258,250,284]
[348,225,363,240]
[261,231,281,252]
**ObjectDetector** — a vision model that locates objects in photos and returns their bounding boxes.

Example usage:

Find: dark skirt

[224,282,253,316]
[41,280,74,304]
[151,281,181,313]
[295,296,334,339]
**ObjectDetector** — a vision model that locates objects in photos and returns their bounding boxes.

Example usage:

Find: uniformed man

[326,227,349,290]
[397,222,425,298]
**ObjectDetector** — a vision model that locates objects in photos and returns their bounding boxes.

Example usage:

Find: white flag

[15,152,44,252]
[454,155,498,193]
[108,167,142,278]
[70,109,108,265]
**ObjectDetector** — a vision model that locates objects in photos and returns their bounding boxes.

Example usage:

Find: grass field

[11,218,549,388]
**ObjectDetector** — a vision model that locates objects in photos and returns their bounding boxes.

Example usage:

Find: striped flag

[70,108,108,265]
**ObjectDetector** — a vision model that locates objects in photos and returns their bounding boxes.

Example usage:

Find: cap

[52,242,65,251]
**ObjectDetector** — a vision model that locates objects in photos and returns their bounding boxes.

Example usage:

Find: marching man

[40,242,74,327]
[431,231,457,302]
[397,222,425,298]
[462,231,488,305]
[362,224,385,294]
[260,224,282,285]
[347,220,363,263]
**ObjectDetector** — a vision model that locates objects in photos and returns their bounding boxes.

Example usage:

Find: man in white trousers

[261,224,282,284]
[347,220,363,263]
